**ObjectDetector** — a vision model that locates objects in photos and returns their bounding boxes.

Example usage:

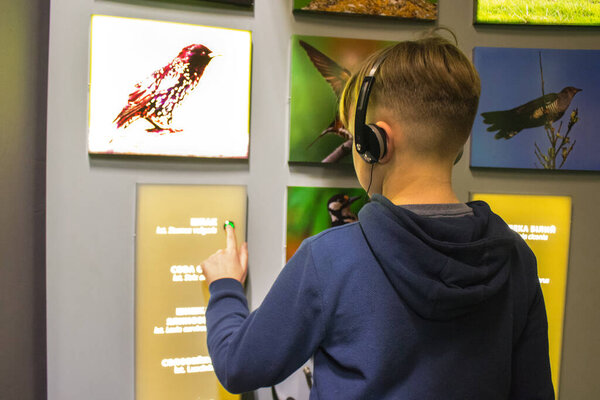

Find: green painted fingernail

[223,220,235,230]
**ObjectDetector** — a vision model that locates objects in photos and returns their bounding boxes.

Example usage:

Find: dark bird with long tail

[481,86,581,139]
[114,44,215,133]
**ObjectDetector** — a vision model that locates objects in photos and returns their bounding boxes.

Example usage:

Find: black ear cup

[360,124,388,164]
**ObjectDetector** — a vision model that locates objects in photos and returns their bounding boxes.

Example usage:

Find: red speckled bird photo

[89,15,251,158]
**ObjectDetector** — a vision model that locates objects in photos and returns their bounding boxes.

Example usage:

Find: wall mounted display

[89,15,252,158]
[289,35,394,164]
[286,186,367,260]
[204,0,253,5]
[474,0,600,26]
[471,47,600,171]
[471,193,571,394]
[136,184,246,400]
[293,0,438,20]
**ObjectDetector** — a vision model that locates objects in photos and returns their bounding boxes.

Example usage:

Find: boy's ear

[375,121,394,164]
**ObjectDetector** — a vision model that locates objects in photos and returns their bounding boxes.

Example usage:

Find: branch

[534,142,549,168]
[322,139,352,163]
[559,140,576,169]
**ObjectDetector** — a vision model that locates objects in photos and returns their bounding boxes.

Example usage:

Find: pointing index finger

[224,220,237,250]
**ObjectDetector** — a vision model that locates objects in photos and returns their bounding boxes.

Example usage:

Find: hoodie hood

[358,195,516,321]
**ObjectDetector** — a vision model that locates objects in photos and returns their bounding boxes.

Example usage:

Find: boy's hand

[201,225,248,286]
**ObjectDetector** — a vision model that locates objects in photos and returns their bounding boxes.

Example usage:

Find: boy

[201,33,554,399]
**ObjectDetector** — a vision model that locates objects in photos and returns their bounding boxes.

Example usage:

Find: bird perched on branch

[328,194,360,227]
[299,40,353,162]
[481,86,582,139]
[114,44,215,133]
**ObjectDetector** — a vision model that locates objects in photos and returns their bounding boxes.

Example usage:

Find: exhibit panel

[88,15,252,159]
[136,184,246,400]
[286,186,366,260]
[205,0,253,6]
[289,35,394,164]
[473,0,600,26]
[471,47,600,171]
[471,193,571,395]
[293,0,438,20]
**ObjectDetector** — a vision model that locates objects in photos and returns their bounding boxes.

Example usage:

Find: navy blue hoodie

[207,196,554,399]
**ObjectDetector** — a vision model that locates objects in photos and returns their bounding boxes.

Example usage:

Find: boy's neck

[380,165,460,206]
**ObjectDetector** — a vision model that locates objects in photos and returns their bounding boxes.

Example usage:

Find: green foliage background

[289,35,394,163]
[476,0,600,25]
[286,186,367,259]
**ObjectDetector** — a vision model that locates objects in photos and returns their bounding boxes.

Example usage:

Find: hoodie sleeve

[509,280,555,399]
[206,240,326,394]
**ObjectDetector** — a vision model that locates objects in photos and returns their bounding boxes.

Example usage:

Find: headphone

[353,51,464,165]
[354,54,389,164]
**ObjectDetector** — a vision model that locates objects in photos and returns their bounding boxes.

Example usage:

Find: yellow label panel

[472,193,571,395]
[136,185,246,400]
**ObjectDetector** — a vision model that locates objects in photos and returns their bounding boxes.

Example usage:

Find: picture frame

[471,47,600,171]
[293,0,438,21]
[473,0,600,26]
[88,15,252,159]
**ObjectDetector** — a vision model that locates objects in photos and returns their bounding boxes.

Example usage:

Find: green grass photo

[475,0,600,26]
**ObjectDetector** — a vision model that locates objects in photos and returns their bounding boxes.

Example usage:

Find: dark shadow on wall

[0,0,49,398]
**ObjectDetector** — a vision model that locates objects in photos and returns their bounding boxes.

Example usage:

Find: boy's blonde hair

[339,32,481,159]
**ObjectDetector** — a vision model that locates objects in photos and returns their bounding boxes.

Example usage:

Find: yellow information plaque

[136,184,246,400]
[471,193,571,395]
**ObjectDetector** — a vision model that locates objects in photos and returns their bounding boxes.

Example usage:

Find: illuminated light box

[136,185,246,399]
[289,35,395,164]
[471,47,600,171]
[89,15,251,158]
[471,193,571,393]
[293,0,438,21]
[204,0,253,5]
[286,186,367,260]
[474,0,600,26]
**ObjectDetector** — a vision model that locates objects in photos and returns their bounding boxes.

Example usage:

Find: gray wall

[0,0,49,399]
[46,1,600,399]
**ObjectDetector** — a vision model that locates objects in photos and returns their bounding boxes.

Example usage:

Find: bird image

[114,44,215,133]
[327,194,360,227]
[299,40,353,162]
[481,86,582,139]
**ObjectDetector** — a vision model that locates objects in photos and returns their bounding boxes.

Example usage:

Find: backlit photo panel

[471,193,571,395]
[206,0,253,5]
[293,0,438,20]
[89,15,251,158]
[286,186,367,260]
[289,35,394,164]
[136,185,246,399]
[474,0,600,26]
[471,47,600,171]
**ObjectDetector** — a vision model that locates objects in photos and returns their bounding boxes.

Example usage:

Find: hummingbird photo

[299,40,354,163]
[114,43,215,134]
